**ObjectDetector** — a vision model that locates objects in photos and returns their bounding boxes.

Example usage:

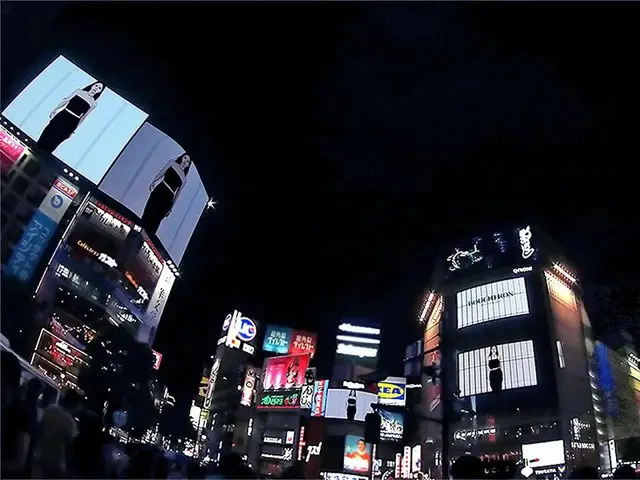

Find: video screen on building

[343,435,372,475]
[123,237,165,309]
[262,353,310,390]
[324,389,377,421]
[0,125,27,173]
[262,325,317,358]
[456,277,530,329]
[379,408,404,442]
[458,340,538,397]
[99,122,208,265]
[48,311,97,351]
[2,56,148,184]
[521,440,566,468]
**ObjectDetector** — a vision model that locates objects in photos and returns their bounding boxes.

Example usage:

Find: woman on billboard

[37,82,104,153]
[488,345,503,392]
[142,153,192,233]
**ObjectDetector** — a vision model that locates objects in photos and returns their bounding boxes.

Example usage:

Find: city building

[1,54,210,391]
[405,225,600,479]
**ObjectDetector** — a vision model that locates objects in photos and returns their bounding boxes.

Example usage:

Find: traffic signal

[364,411,381,444]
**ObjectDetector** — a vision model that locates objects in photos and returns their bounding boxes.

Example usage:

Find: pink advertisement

[262,353,310,390]
[0,126,26,173]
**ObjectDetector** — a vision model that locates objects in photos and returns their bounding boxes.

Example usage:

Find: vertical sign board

[0,125,26,173]
[6,177,78,283]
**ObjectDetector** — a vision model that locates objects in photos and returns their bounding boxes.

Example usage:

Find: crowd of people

[3,349,638,480]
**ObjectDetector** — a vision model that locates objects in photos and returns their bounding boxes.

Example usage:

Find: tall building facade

[410,225,600,479]
[1,54,209,390]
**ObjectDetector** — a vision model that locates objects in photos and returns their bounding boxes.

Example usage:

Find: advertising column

[6,176,78,283]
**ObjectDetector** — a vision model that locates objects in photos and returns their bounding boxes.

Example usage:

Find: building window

[21,159,41,178]
[6,222,23,244]
[556,340,566,369]
[1,191,18,211]
[11,174,29,195]
[26,188,46,207]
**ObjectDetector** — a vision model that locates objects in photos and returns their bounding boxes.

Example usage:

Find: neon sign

[519,226,535,259]
[257,390,300,410]
[447,240,483,271]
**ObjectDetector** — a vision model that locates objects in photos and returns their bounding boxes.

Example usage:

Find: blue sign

[262,325,293,354]
[595,343,618,417]
[6,210,58,283]
[236,316,257,343]
[50,194,64,209]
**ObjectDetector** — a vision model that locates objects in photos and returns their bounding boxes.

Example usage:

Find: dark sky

[2,2,639,408]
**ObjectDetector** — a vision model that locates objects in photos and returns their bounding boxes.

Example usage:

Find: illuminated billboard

[456,277,530,329]
[311,380,329,417]
[262,324,317,358]
[151,350,162,370]
[343,435,372,475]
[256,389,300,410]
[32,328,90,380]
[99,122,208,265]
[262,353,310,390]
[458,340,538,397]
[379,408,404,442]
[423,295,443,415]
[521,440,565,468]
[2,56,148,184]
[220,310,259,355]
[0,125,26,173]
[324,389,376,421]
[377,376,406,407]
[6,176,78,283]
[240,366,260,407]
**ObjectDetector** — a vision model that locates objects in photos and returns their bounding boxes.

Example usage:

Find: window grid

[457,277,530,329]
[457,340,538,397]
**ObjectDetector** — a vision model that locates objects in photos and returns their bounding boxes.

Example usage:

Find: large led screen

[343,435,373,474]
[262,353,310,390]
[521,440,565,468]
[99,122,208,264]
[2,56,148,184]
[324,389,377,422]
[379,408,404,442]
[456,277,530,329]
[458,340,538,397]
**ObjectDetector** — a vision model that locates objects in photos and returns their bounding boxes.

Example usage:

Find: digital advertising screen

[456,277,530,329]
[262,325,317,358]
[262,353,311,390]
[423,295,443,416]
[99,122,208,265]
[343,435,372,474]
[458,340,538,397]
[379,408,404,442]
[0,125,26,173]
[377,376,406,407]
[123,238,164,307]
[324,389,377,422]
[521,440,566,468]
[2,56,148,184]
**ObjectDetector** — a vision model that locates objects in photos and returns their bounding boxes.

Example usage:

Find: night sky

[2,2,639,410]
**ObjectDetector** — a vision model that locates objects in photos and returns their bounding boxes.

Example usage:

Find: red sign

[0,126,26,173]
[289,330,317,358]
[152,350,163,370]
[53,178,78,199]
[262,353,310,390]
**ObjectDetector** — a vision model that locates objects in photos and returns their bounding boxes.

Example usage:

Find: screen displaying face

[99,122,208,264]
[458,340,538,396]
[343,435,372,474]
[2,56,148,184]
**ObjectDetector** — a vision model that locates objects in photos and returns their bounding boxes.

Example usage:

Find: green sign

[257,390,300,409]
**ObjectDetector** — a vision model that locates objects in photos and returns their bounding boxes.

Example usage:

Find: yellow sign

[377,382,406,400]
[198,376,209,397]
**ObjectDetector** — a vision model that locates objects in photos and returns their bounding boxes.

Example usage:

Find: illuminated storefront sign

[289,330,317,357]
[260,447,294,461]
[305,442,322,462]
[7,177,78,283]
[519,226,535,259]
[151,350,163,370]
[570,441,595,450]
[454,427,497,441]
[224,310,259,351]
[257,389,300,410]
[76,240,118,267]
[513,266,533,274]
[456,277,530,329]
[377,377,406,406]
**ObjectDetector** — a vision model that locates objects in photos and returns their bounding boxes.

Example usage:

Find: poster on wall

[262,353,310,390]
[458,340,538,397]
[99,122,208,264]
[343,435,372,474]
[456,277,530,329]
[2,56,148,184]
